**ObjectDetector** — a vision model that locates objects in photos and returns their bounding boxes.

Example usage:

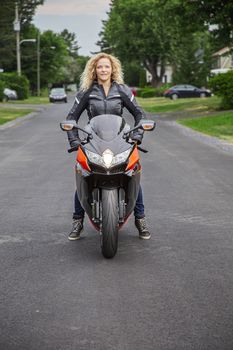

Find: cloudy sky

[33,0,111,56]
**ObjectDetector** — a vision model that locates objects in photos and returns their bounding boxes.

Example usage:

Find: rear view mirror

[60,120,77,131]
[141,120,155,131]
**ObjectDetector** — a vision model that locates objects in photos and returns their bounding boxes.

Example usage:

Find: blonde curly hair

[79,52,124,91]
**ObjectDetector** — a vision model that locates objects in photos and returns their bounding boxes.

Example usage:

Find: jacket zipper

[104,99,107,114]
[99,85,107,114]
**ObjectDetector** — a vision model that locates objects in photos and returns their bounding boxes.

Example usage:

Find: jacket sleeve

[66,89,89,144]
[118,84,146,126]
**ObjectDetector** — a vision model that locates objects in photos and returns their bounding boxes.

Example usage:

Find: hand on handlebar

[70,139,81,148]
[130,129,144,145]
[68,139,81,153]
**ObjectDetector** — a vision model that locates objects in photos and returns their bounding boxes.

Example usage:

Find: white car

[3,88,18,101]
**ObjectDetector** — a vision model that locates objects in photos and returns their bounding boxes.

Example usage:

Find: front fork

[91,188,101,224]
[91,188,126,225]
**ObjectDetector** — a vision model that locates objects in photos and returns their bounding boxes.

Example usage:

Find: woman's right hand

[70,139,81,148]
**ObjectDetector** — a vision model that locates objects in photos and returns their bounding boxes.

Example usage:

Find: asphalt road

[0,98,233,350]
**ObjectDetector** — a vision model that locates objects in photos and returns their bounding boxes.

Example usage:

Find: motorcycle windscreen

[90,114,125,141]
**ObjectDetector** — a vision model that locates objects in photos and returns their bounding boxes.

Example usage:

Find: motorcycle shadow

[67,223,150,262]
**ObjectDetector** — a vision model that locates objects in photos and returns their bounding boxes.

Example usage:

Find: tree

[0,0,44,71]
[60,29,80,58]
[98,0,174,87]
[73,56,89,86]
[99,0,216,87]
[19,26,70,91]
[38,30,69,88]
[184,1,233,48]
[171,31,212,87]
[122,61,145,87]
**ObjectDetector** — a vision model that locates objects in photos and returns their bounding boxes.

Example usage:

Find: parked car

[164,85,212,100]
[49,88,67,103]
[3,88,18,101]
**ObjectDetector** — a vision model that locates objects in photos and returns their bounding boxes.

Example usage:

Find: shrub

[209,71,233,109]
[141,88,156,98]
[137,84,172,98]
[0,80,5,102]
[0,73,30,100]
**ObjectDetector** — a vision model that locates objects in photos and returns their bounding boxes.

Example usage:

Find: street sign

[14,20,20,32]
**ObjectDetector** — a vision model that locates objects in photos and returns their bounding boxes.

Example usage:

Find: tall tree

[171,31,212,87]
[60,29,80,58]
[183,0,233,48]
[99,0,215,87]
[98,0,175,87]
[0,0,44,71]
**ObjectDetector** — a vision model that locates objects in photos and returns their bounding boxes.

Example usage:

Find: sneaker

[135,217,151,240]
[68,218,84,241]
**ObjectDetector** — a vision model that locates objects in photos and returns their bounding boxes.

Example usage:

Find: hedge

[209,71,233,109]
[137,84,172,98]
[0,73,30,100]
[0,80,5,102]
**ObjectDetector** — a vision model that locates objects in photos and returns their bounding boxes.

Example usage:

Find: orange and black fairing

[126,146,141,172]
[76,147,91,172]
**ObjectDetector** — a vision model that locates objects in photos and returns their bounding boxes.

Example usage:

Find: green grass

[8,96,49,104]
[137,96,221,113]
[0,108,35,125]
[178,112,233,143]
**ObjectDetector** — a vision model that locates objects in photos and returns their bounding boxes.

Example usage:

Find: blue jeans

[73,185,145,219]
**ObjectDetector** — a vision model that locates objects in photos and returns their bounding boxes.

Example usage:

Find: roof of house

[213,47,231,57]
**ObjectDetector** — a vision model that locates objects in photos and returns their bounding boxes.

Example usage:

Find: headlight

[85,150,103,165]
[102,149,114,168]
[85,148,131,169]
[111,149,131,166]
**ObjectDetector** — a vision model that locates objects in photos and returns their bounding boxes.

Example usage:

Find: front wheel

[101,189,119,259]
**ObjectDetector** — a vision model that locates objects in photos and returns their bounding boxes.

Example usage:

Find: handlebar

[68,143,148,154]
[68,146,79,153]
[127,140,148,153]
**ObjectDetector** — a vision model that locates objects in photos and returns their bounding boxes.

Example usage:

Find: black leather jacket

[66,81,145,144]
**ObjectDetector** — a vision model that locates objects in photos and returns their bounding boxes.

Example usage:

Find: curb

[167,120,233,155]
[0,107,45,131]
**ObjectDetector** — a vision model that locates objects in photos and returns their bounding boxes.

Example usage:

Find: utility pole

[14,2,21,75]
[37,32,40,97]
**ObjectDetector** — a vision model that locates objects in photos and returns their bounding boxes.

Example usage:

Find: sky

[33,0,111,56]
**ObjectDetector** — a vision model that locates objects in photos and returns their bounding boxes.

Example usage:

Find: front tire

[101,189,119,259]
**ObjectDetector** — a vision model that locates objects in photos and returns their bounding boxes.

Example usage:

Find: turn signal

[60,122,74,131]
[141,120,155,131]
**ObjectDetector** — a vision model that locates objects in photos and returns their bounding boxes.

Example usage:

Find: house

[146,64,173,84]
[211,47,233,75]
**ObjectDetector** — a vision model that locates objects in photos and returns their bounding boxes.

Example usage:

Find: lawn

[0,108,35,125]
[9,96,49,104]
[137,95,233,143]
[137,95,221,113]
[177,112,233,143]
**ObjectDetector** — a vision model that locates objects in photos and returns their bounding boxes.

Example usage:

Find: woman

[66,52,151,241]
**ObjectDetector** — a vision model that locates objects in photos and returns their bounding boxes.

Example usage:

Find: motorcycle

[60,114,155,258]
